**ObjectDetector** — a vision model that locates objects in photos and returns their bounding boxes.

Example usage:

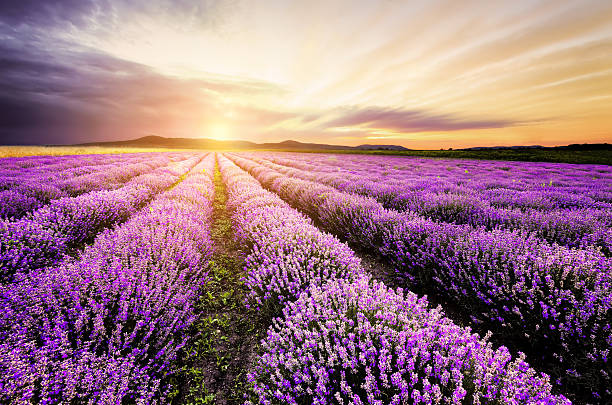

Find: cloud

[320,106,516,133]
[0,0,99,28]
[0,0,234,31]
[0,36,294,145]
[0,27,521,147]
[3,0,604,149]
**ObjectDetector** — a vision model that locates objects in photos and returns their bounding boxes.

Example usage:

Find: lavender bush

[0,155,216,403]
[219,154,363,313]
[229,152,612,401]
[0,152,191,220]
[246,154,612,253]
[0,156,201,280]
[248,275,570,404]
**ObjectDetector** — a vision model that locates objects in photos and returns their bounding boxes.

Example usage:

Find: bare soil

[169,162,266,404]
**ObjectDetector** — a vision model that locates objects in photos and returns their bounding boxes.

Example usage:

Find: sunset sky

[1,0,611,148]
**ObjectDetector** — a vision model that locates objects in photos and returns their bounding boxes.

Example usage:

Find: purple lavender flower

[0,154,216,403]
[248,275,570,404]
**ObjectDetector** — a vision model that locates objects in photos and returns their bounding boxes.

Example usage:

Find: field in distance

[2,142,610,165]
[1,150,610,403]
[0,145,184,158]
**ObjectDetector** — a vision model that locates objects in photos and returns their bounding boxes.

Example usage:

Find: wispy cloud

[1,0,611,147]
[0,0,233,31]
[320,106,516,133]
[0,37,294,144]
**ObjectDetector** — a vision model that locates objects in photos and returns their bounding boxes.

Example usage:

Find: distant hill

[461,143,611,151]
[76,136,610,165]
[77,135,411,151]
[354,144,409,151]
[556,143,612,151]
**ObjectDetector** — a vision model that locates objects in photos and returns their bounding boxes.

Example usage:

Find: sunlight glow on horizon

[1,0,611,147]
[207,122,232,141]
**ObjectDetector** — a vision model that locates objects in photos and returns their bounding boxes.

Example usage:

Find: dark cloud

[0,36,292,145]
[0,28,518,146]
[0,0,520,146]
[0,0,102,28]
[0,0,233,32]
[320,106,516,133]
[0,32,517,145]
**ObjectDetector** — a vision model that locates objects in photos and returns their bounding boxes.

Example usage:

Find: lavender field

[1,151,610,404]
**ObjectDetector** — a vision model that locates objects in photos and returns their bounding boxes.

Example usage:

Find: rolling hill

[77,135,410,151]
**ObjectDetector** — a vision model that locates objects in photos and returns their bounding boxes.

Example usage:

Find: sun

[209,123,231,141]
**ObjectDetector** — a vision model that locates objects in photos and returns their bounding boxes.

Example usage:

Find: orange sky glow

[1,0,611,148]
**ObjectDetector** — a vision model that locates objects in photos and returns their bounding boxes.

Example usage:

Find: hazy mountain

[462,143,611,151]
[77,136,609,152]
[78,135,411,151]
[354,144,409,151]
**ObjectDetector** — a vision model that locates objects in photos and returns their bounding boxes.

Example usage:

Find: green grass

[264,148,612,165]
[6,145,607,165]
[168,160,262,405]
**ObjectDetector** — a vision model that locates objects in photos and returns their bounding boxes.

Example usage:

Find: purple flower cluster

[228,152,612,401]
[253,152,612,207]
[0,186,62,220]
[219,154,567,404]
[246,154,612,253]
[58,155,176,196]
[248,275,569,404]
[0,152,188,220]
[0,155,202,280]
[0,154,216,403]
[219,154,363,312]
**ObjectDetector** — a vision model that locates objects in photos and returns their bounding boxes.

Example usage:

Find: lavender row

[0,152,141,172]
[0,154,145,219]
[0,152,173,187]
[256,152,612,208]
[0,156,202,281]
[57,154,179,196]
[246,154,612,254]
[0,154,216,403]
[218,154,568,404]
[0,153,194,220]
[219,153,363,311]
[256,152,612,205]
[249,276,569,405]
[228,153,612,401]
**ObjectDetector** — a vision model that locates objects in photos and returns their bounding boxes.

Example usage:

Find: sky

[0,0,611,148]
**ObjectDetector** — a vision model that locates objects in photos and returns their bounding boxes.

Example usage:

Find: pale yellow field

[0,146,185,158]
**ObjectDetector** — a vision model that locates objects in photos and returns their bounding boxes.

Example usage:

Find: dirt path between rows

[170,158,265,404]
